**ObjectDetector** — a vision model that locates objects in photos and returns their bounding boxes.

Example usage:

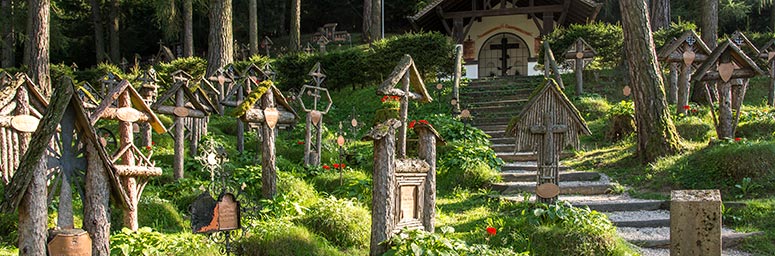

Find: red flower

[151,141,156,145]
[381,96,388,102]
[691,109,698,113]
[145,146,152,151]
[333,163,340,169]
[683,105,691,110]
[392,96,401,101]
[486,227,497,236]
[297,141,304,145]
[735,137,742,142]
[323,165,330,170]
[419,120,429,125]
[408,120,417,129]
[341,164,346,169]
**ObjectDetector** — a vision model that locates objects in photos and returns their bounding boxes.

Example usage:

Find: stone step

[472,117,513,126]
[459,94,526,103]
[491,143,519,152]
[500,161,572,172]
[488,137,515,144]
[491,180,617,196]
[618,227,763,249]
[637,248,753,256]
[465,101,526,111]
[604,210,671,228]
[494,152,575,161]
[500,170,597,182]
[500,194,669,212]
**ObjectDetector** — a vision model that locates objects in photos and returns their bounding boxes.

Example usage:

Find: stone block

[670,190,721,256]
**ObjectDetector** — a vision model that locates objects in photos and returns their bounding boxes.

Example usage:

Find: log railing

[543,41,565,89]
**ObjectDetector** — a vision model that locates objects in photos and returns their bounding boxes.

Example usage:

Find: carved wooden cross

[299,62,332,166]
[490,36,519,76]
[564,38,597,96]
[530,112,567,203]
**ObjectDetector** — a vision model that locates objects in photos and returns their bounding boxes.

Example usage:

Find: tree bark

[701,0,718,49]
[289,0,300,51]
[717,80,733,138]
[1,0,15,68]
[206,0,233,76]
[83,140,110,256]
[183,0,193,57]
[109,0,120,63]
[416,126,436,232]
[89,0,106,63]
[173,88,185,180]
[278,0,286,35]
[249,0,258,56]
[668,63,678,104]
[18,157,47,256]
[261,90,276,199]
[362,0,372,43]
[368,120,398,256]
[370,0,382,41]
[117,91,138,230]
[25,0,51,96]
[650,0,670,31]
[620,0,682,163]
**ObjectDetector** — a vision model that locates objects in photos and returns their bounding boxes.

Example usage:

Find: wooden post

[17,82,47,256]
[574,39,584,96]
[366,119,400,256]
[83,140,110,256]
[453,44,462,114]
[668,63,678,104]
[415,125,437,232]
[57,108,75,229]
[716,80,733,139]
[236,87,245,153]
[261,89,277,199]
[174,88,185,180]
[397,73,409,158]
[304,114,313,165]
[769,61,775,107]
[677,62,692,115]
[670,190,721,256]
[117,90,139,231]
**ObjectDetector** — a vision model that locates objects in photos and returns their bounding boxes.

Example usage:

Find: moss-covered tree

[620,0,682,163]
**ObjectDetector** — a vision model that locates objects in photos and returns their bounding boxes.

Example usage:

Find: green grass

[725,199,775,255]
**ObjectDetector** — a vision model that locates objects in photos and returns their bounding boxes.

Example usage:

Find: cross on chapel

[490,37,519,76]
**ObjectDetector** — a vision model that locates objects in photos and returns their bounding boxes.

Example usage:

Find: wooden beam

[453,18,464,43]
[530,14,543,33]
[557,0,571,25]
[442,4,563,19]
[542,11,555,36]
[437,7,452,35]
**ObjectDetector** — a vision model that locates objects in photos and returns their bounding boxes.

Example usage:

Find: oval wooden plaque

[218,75,226,86]
[10,115,39,133]
[337,135,345,146]
[576,52,584,59]
[450,98,458,106]
[460,109,471,118]
[173,107,190,117]
[536,183,560,199]
[623,86,631,96]
[310,110,322,125]
[351,119,358,128]
[116,107,141,122]
[133,123,140,133]
[682,50,696,66]
[769,52,775,62]
[718,62,735,82]
[436,83,443,90]
[264,107,279,129]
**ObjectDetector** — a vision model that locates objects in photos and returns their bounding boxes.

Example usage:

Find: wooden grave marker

[506,79,590,203]
[89,79,167,231]
[376,55,433,158]
[191,192,242,234]
[233,79,298,198]
[758,39,775,106]
[657,30,712,115]
[299,62,333,166]
[563,38,597,96]
[693,39,765,139]
[0,73,48,185]
[728,31,761,110]
[137,68,159,148]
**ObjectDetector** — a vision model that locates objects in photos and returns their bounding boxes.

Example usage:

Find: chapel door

[478,33,529,77]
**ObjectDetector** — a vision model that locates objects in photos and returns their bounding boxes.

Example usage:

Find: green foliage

[137,197,187,232]
[110,227,218,256]
[653,21,699,48]
[232,55,272,74]
[530,226,618,256]
[231,80,272,117]
[274,52,317,90]
[572,94,612,121]
[674,116,714,142]
[0,212,18,247]
[311,170,372,204]
[385,227,523,256]
[370,32,456,79]
[254,172,319,220]
[438,142,502,190]
[235,221,344,256]
[425,114,492,146]
[604,100,636,142]
[301,196,371,249]
[154,57,208,86]
[544,22,624,69]
[737,107,775,140]
[723,199,775,255]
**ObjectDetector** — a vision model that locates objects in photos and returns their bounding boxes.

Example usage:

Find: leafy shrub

[370,31,455,79]
[544,22,624,69]
[256,172,320,220]
[604,100,635,142]
[572,94,612,121]
[311,170,372,204]
[235,221,344,256]
[301,196,371,249]
[274,52,317,90]
[0,212,18,247]
[653,21,699,48]
[154,56,207,86]
[137,197,187,232]
[674,116,713,141]
[110,227,218,256]
[530,226,618,256]
[425,114,492,146]
[737,108,775,140]
[232,55,272,75]
[277,171,319,208]
[438,142,502,190]
[385,227,523,256]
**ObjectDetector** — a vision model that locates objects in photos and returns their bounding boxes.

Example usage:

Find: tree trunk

[362,0,372,43]
[249,0,258,56]
[109,0,120,63]
[183,0,193,57]
[25,0,51,96]
[771,5,775,36]
[620,0,682,163]
[717,80,733,138]
[18,157,47,256]
[289,0,300,51]
[83,141,110,256]
[416,127,436,232]
[370,0,382,41]
[261,90,276,199]
[368,120,398,256]
[117,90,139,230]
[701,0,718,49]
[1,0,15,68]
[278,0,286,35]
[206,0,233,76]
[173,88,185,180]
[650,0,670,31]
[89,0,106,63]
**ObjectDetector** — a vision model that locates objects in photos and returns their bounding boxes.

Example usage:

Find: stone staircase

[461,76,760,255]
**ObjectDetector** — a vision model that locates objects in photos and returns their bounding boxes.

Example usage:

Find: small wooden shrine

[376,55,433,158]
[657,30,712,115]
[0,73,48,185]
[693,39,765,139]
[563,38,597,96]
[506,79,590,203]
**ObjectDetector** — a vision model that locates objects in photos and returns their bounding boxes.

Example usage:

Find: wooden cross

[298,62,332,166]
[657,30,711,115]
[564,38,597,96]
[490,36,519,76]
[758,39,775,106]
[530,112,567,203]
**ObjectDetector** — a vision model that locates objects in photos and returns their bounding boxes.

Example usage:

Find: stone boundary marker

[670,190,721,256]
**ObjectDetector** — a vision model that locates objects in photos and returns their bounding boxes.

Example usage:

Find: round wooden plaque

[536,183,560,199]
[337,135,345,146]
[576,52,584,59]
[351,119,358,127]
[173,107,190,117]
[218,75,226,86]
[310,110,322,125]
[450,98,458,106]
[10,115,39,133]
[116,107,141,122]
[263,107,279,129]
[623,86,631,96]
[460,109,471,118]
[436,83,443,90]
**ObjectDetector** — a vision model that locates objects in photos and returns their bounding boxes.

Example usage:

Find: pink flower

[486,227,497,236]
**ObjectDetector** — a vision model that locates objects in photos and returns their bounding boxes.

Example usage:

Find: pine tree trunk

[83,140,110,256]
[620,0,682,163]
[1,0,15,68]
[183,0,193,57]
[362,0,372,43]
[279,0,286,35]
[249,0,258,56]
[109,0,120,63]
[650,0,670,31]
[25,0,51,96]
[370,0,382,41]
[89,0,105,63]
[206,0,233,76]
[18,157,47,256]
[701,0,718,49]
[289,0,300,51]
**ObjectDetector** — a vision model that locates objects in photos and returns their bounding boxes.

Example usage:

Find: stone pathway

[461,76,761,255]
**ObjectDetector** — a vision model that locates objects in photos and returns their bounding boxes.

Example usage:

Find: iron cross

[490,36,519,76]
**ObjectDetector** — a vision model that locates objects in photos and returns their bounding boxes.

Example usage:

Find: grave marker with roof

[506,79,590,203]
[563,38,596,96]
[693,39,765,139]
[728,31,761,110]
[89,79,168,231]
[758,38,775,106]
[299,62,333,166]
[657,30,712,115]
[0,73,48,185]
